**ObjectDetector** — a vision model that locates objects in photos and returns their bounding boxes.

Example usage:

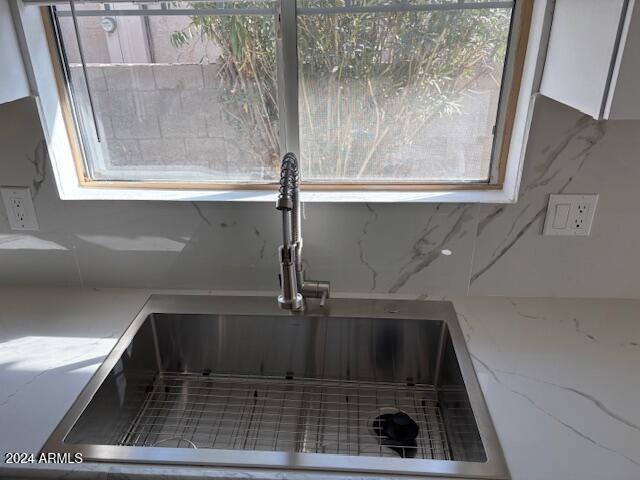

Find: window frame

[17,0,545,202]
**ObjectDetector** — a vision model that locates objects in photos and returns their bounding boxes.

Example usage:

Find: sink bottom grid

[118,372,476,460]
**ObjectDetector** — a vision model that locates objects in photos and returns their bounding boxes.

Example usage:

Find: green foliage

[171,1,510,179]
[172,2,280,169]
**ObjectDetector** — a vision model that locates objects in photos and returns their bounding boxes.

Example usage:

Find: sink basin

[43,295,508,478]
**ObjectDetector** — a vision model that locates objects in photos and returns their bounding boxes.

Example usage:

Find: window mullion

[276,0,300,162]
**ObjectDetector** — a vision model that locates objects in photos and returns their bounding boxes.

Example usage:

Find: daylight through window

[49,0,519,187]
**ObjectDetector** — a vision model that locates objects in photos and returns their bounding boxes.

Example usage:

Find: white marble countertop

[0,288,638,479]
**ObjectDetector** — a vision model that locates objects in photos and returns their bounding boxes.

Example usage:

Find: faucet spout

[276,153,330,311]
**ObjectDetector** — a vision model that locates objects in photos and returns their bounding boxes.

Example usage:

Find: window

[44,0,532,192]
[52,1,280,183]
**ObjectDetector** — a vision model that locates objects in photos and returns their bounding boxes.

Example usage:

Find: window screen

[50,0,515,185]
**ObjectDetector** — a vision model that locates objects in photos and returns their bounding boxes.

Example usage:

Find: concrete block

[159,113,207,138]
[134,91,182,117]
[94,91,135,117]
[202,63,223,89]
[102,139,141,166]
[204,112,226,138]
[180,89,223,112]
[221,138,271,180]
[112,114,160,139]
[70,65,107,91]
[185,138,227,170]
[205,109,246,143]
[97,115,114,140]
[104,65,156,91]
[153,64,204,89]
[139,138,187,165]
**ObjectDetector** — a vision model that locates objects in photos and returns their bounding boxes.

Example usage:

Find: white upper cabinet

[0,0,30,105]
[540,0,640,120]
[605,0,640,119]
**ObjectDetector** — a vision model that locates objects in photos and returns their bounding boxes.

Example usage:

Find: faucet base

[277,293,304,311]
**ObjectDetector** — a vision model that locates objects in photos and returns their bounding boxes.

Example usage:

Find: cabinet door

[540,0,626,119]
[605,0,640,120]
[0,0,30,104]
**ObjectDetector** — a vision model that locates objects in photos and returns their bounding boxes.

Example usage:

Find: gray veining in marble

[496,369,640,434]
[27,140,48,199]
[2,94,640,298]
[389,204,475,294]
[454,297,640,479]
[357,203,379,291]
[470,352,640,468]
[470,112,607,286]
[1,290,639,480]
[468,97,640,298]
[191,201,212,227]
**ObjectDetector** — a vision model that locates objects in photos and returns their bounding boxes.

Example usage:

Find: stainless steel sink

[43,295,508,478]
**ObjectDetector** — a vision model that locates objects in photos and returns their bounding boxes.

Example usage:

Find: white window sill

[54,183,522,203]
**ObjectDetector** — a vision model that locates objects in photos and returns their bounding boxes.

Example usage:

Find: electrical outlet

[1,187,39,231]
[543,194,598,236]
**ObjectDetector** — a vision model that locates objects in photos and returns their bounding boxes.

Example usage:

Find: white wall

[0,94,639,298]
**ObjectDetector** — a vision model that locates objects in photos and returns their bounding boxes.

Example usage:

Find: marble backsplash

[1,95,639,298]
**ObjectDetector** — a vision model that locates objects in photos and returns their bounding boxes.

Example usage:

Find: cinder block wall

[70,64,250,180]
[69,63,497,181]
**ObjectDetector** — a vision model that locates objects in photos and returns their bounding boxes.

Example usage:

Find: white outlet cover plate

[1,187,39,231]
[543,194,598,236]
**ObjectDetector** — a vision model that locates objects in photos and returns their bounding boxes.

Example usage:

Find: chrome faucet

[276,152,330,311]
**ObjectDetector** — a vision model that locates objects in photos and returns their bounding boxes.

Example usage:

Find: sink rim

[42,294,509,479]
